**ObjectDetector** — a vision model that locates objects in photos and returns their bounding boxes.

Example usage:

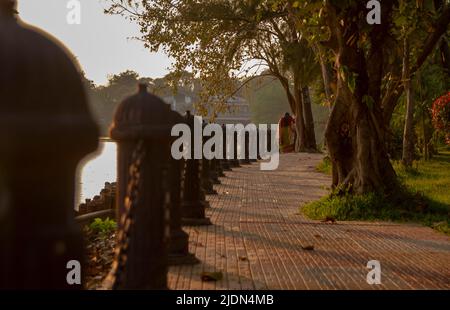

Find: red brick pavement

[168,153,450,290]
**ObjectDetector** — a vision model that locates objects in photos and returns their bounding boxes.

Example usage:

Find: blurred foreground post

[105,84,178,289]
[0,1,98,289]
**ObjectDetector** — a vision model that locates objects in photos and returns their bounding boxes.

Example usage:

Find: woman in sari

[278,112,295,153]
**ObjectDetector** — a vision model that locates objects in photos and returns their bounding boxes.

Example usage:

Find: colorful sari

[278,115,295,153]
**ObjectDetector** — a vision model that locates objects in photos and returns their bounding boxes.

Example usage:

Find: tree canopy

[106,0,450,194]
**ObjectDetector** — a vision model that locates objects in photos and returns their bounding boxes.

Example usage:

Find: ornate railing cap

[0,1,98,153]
[110,84,183,141]
[0,0,17,19]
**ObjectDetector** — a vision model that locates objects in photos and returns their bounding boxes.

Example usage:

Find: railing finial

[0,0,17,18]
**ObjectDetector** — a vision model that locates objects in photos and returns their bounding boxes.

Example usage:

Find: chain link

[104,140,146,289]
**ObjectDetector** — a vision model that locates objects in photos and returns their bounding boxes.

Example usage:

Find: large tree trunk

[325,77,397,193]
[323,0,398,193]
[402,38,415,167]
[322,0,449,194]
[301,86,317,150]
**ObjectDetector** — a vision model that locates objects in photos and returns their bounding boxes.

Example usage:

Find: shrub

[302,188,449,235]
[315,156,332,174]
[89,217,117,236]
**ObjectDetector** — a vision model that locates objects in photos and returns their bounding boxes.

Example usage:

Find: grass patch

[316,155,332,174]
[308,150,450,235]
[392,150,450,209]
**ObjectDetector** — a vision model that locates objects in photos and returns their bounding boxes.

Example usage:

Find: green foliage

[304,191,389,220]
[105,0,323,114]
[389,58,449,159]
[244,74,329,144]
[310,151,450,234]
[89,217,117,236]
[84,70,192,135]
[315,155,331,174]
[245,77,291,124]
[303,190,449,235]
[393,149,450,211]
[362,95,374,110]
[83,70,142,136]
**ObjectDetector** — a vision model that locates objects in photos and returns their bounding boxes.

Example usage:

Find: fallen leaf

[321,216,337,223]
[301,245,315,251]
[201,272,223,282]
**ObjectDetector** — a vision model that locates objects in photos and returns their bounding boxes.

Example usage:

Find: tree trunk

[278,75,307,152]
[433,1,450,75]
[439,37,450,76]
[421,109,429,160]
[321,0,449,195]
[316,44,334,110]
[402,38,415,167]
[294,84,307,152]
[301,86,317,151]
[325,68,397,194]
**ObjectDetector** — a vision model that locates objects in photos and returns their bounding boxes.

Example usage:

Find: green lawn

[393,151,450,209]
[304,149,450,235]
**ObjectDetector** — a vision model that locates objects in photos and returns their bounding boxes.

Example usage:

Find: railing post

[201,151,218,195]
[214,127,226,177]
[240,131,251,165]
[221,125,232,171]
[230,130,241,168]
[0,3,98,289]
[181,112,212,226]
[267,127,272,153]
[168,158,199,265]
[216,158,226,176]
[106,84,177,289]
[256,126,262,160]
[222,124,234,168]
[209,157,221,184]
[250,127,258,162]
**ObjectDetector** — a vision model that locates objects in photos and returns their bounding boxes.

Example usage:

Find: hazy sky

[18,0,171,85]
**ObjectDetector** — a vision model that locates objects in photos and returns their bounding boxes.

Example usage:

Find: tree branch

[411,5,450,73]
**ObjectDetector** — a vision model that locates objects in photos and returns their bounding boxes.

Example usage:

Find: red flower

[431,91,450,144]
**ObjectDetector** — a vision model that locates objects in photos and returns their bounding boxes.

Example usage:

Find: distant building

[162,91,251,125]
[162,89,194,115]
[214,96,251,125]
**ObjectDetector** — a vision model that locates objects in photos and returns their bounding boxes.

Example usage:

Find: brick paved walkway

[168,153,450,290]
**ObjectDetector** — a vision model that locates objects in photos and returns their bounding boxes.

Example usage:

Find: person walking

[278,112,295,153]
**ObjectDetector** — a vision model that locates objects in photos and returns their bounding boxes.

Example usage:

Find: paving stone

[169,153,450,290]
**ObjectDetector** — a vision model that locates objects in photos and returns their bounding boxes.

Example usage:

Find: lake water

[75,141,117,209]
